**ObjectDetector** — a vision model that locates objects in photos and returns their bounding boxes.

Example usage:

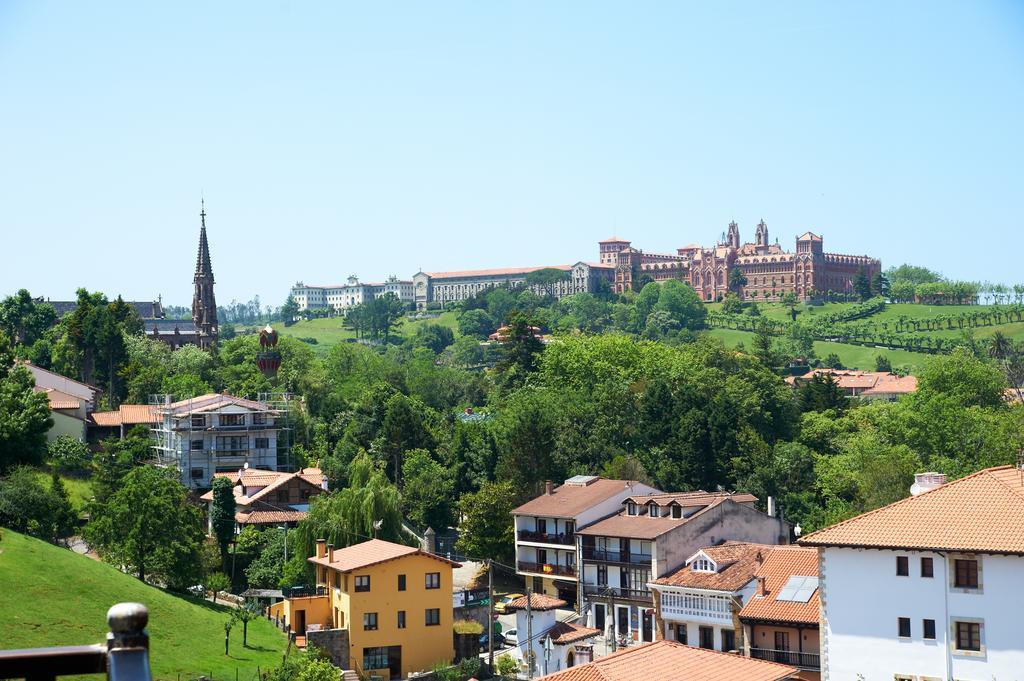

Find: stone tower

[192,201,218,349]
[726,221,740,249]
[755,219,769,248]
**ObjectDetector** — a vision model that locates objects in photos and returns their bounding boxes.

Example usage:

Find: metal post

[487,560,494,669]
[607,589,616,652]
[106,603,152,681]
[526,580,533,681]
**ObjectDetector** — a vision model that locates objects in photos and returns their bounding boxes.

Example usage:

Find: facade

[788,369,918,401]
[150,393,281,488]
[512,476,659,607]
[269,538,460,680]
[412,262,613,311]
[600,222,880,301]
[577,491,791,644]
[198,465,327,531]
[290,276,414,314]
[88,404,159,440]
[739,546,821,678]
[538,639,798,681]
[20,361,101,442]
[799,467,1024,681]
[650,541,771,653]
[504,593,601,677]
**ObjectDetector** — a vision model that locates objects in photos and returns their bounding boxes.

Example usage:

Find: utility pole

[487,560,495,669]
[607,588,616,652]
[526,580,534,681]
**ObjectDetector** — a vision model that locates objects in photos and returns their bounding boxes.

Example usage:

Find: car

[503,628,518,644]
[494,593,524,614]
[479,631,506,651]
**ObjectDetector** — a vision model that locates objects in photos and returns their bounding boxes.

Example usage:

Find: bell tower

[192,200,218,349]
[726,221,740,249]
[755,219,769,248]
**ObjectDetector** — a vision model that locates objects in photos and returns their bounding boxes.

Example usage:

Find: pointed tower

[192,201,218,349]
[755,219,769,248]
[726,221,740,250]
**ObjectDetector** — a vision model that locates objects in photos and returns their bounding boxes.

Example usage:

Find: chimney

[911,472,947,496]
[756,576,767,597]
[327,544,335,563]
[316,539,326,559]
[544,480,554,496]
[767,496,776,518]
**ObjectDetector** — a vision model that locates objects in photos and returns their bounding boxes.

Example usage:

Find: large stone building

[290,275,414,313]
[603,221,880,301]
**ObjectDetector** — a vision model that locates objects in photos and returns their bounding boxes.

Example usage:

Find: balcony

[517,530,575,546]
[581,548,652,566]
[583,583,652,602]
[517,561,577,579]
[749,648,820,670]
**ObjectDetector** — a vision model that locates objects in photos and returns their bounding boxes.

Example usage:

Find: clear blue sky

[1,1,1022,306]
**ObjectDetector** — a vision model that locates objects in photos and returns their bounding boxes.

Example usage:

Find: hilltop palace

[290,220,881,312]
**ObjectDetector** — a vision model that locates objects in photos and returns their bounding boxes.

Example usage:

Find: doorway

[387,646,402,680]
[593,604,606,632]
[295,609,306,634]
[616,606,629,639]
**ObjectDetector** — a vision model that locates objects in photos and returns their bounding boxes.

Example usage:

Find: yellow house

[270,538,460,679]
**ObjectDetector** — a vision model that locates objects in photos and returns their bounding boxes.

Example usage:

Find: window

[536,518,547,535]
[398,574,406,591]
[190,468,203,479]
[923,619,936,640]
[254,437,269,450]
[627,502,637,516]
[721,629,736,652]
[647,502,658,517]
[191,415,206,428]
[692,557,714,573]
[363,647,388,670]
[954,559,979,588]
[190,439,204,451]
[774,631,790,651]
[537,549,548,565]
[355,575,370,592]
[897,617,911,638]
[397,611,406,629]
[220,413,244,427]
[921,557,934,578]
[896,556,909,576]
[671,505,682,519]
[252,413,267,425]
[363,612,378,631]
[425,572,440,589]
[674,623,687,644]
[955,621,981,651]
[699,626,714,649]
[596,564,608,586]
[333,573,340,590]
[425,608,440,626]
[215,435,246,453]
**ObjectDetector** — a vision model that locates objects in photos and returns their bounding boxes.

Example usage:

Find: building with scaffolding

[150,392,294,488]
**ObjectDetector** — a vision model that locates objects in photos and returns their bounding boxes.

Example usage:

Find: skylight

[776,575,819,603]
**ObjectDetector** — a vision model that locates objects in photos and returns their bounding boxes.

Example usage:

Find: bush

[47,435,92,472]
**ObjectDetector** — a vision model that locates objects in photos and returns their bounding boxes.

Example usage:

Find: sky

[1,1,1022,306]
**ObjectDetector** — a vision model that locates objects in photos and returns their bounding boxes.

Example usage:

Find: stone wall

[306,628,350,670]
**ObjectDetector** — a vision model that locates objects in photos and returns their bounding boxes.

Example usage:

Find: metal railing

[749,647,820,669]
[582,584,652,601]
[517,561,577,578]
[0,603,152,681]
[581,548,652,565]
[517,530,575,546]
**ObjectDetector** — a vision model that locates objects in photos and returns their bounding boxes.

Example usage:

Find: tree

[401,448,456,531]
[0,466,62,539]
[47,434,92,473]
[456,481,517,562]
[206,572,230,604]
[446,335,487,368]
[457,309,495,339]
[281,296,300,326]
[85,465,204,587]
[889,280,916,303]
[886,264,942,286]
[210,476,236,568]
[798,373,847,413]
[495,312,544,387]
[524,268,570,299]
[49,468,77,543]
[0,289,56,346]
[823,353,844,369]
[871,271,890,298]
[232,601,259,646]
[875,354,893,373]
[0,338,53,472]
[373,393,434,487]
[721,293,743,315]
[411,324,455,354]
[781,292,799,320]
[916,347,1007,408]
[728,267,748,294]
[654,280,706,330]
[243,527,288,588]
[853,267,873,302]
[600,454,653,485]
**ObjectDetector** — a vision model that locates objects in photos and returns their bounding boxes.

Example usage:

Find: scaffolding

[148,392,296,488]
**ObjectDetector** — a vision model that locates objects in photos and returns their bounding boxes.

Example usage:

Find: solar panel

[776,575,819,603]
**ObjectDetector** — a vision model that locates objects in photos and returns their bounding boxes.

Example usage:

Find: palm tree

[988,332,1012,362]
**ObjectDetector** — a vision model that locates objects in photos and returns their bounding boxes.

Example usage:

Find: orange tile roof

[34,387,81,410]
[425,264,572,279]
[799,466,1024,553]
[739,546,819,625]
[507,593,567,612]
[599,236,630,244]
[238,509,307,524]
[118,404,159,424]
[539,640,797,681]
[548,621,601,644]
[626,491,758,508]
[514,479,654,520]
[652,542,773,591]
[578,495,755,540]
[89,410,123,427]
[308,538,461,572]
[165,393,271,415]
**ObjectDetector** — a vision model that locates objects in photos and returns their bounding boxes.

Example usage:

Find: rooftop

[799,465,1024,554]
[652,542,773,592]
[513,478,655,520]
[625,491,758,508]
[795,368,918,395]
[548,621,601,645]
[89,404,159,427]
[738,546,820,625]
[161,393,272,416]
[307,538,461,573]
[424,264,572,279]
[506,593,567,612]
[538,640,797,681]
[578,493,759,540]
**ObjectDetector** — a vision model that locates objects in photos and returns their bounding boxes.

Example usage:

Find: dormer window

[693,558,715,573]
[627,502,637,516]
[671,505,682,519]
[647,502,659,517]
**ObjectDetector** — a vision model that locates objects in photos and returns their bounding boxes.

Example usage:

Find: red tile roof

[799,466,1024,554]
[539,640,797,680]
[739,546,819,625]
[578,494,758,540]
[34,387,82,411]
[652,542,772,591]
[425,265,572,279]
[548,621,601,645]
[599,236,630,244]
[507,593,567,612]
[514,479,654,520]
[164,393,272,415]
[89,410,123,427]
[237,509,308,524]
[625,491,758,508]
[89,404,159,427]
[308,538,461,572]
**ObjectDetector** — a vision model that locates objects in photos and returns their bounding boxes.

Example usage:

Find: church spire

[195,200,214,281]
[192,200,218,349]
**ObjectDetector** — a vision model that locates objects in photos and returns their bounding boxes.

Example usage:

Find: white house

[505,593,600,677]
[151,393,281,488]
[512,476,660,606]
[800,467,1024,680]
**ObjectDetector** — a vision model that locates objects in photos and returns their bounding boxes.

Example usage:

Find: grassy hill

[0,530,287,681]
[254,310,460,352]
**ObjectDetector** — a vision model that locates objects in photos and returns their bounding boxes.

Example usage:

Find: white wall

[822,546,1024,680]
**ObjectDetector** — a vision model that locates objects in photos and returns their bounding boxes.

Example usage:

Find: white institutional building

[290,275,414,313]
[800,467,1024,681]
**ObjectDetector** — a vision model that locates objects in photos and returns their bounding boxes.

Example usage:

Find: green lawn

[703,328,935,374]
[264,310,460,352]
[0,531,287,681]
[33,470,95,510]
